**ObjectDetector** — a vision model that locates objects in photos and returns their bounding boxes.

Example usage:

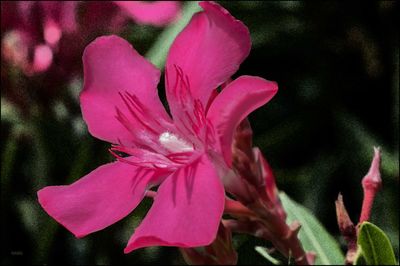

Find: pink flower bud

[359,147,382,224]
[361,146,382,192]
[335,194,357,264]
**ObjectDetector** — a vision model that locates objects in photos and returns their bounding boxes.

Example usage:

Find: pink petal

[80,35,171,145]
[38,161,165,238]
[40,1,77,45]
[207,76,278,166]
[43,19,62,46]
[165,1,251,107]
[124,154,225,253]
[31,44,53,73]
[40,2,62,46]
[114,1,180,26]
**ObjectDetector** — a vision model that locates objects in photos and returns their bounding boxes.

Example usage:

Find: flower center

[159,132,194,153]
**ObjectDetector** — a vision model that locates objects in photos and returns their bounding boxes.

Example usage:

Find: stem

[145,1,201,69]
[359,189,377,224]
[1,128,20,190]
[1,127,21,247]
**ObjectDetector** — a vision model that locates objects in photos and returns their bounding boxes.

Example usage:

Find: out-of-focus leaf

[279,192,345,265]
[145,1,201,69]
[392,45,399,147]
[1,97,22,124]
[355,222,397,265]
[255,246,282,265]
[335,110,399,178]
[1,129,19,184]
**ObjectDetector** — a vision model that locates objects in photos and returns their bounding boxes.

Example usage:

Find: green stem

[145,1,202,69]
[1,129,19,188]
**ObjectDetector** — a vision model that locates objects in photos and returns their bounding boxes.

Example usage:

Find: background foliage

[1,1,398,265]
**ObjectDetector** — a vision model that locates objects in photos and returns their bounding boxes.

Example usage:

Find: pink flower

[38,1,278,253]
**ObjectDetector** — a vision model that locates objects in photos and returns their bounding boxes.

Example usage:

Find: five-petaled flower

[38,1,278,253]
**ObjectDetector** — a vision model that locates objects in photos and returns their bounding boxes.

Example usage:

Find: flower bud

[359,147,382,224]
[361,147,382,192]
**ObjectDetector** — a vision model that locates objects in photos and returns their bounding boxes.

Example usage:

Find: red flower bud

[359,147,382,224]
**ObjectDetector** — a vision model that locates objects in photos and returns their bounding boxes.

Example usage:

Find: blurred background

[1,1,398,265]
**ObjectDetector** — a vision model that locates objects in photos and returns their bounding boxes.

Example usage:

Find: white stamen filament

[159,132,194,153]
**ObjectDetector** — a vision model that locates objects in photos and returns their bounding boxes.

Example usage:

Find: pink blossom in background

[1,1,78,75]
[1,1,181,110]
[1,1,180,76]
[56,1,181,83]
[78,1,180,38]
[38,1,278,253]
[114,1,180,26]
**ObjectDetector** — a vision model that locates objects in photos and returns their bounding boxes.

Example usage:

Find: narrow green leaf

[356,221,397,265]
[145,1,202,69]
[255,246,282,265]
[279,192,345,265]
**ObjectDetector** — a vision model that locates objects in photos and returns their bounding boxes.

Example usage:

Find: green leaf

[356,221,397,265]
[279,192,345,265]
[145,1,202,69]
[1,97,22,124]
[255,246,282,265]
[354,246,367,265]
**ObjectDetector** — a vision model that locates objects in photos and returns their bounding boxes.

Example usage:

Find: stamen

[109,146,179,169]
[167,151,194,164]
[165,65,217,150]
[118,91,159,135]
[115,108,162,152]
[159,132,194,153]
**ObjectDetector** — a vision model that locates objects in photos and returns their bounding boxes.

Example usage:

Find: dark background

[1,1,398,264]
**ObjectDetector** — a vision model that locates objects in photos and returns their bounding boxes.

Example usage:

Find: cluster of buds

[335,147,382,265]
[181,118,315,265]
[180,120,383,266]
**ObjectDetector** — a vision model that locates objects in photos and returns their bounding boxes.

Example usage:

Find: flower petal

[38,161,165,238]
[124,154,225,253]
[31,44,53,73]
[207,75,278,166]
[165,1,250,106]
[80,35,171,145]
[114,1,180,26]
